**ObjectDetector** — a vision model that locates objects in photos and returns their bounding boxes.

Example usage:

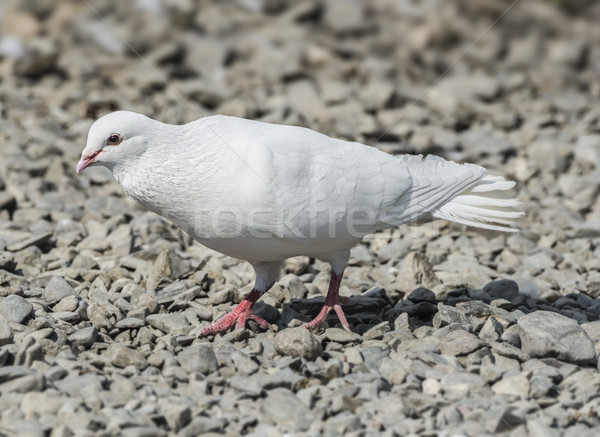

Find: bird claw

[301,302,351,333]
[197,309,273,337]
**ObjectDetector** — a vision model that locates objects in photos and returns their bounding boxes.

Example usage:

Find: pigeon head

[76,111,157,174]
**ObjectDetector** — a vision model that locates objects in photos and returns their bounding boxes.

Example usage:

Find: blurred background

[0,0,599,292]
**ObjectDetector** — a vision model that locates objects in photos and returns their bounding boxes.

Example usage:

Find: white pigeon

[77,111,523,336]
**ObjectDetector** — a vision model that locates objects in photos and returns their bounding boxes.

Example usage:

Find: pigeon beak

[76,150,102,174]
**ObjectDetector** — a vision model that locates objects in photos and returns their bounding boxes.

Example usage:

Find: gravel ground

[1,0,600,436]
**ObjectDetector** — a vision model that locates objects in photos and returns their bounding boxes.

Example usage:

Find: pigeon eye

[107,133,122,146]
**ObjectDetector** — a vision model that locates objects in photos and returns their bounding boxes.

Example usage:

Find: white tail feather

[432,175,524,232]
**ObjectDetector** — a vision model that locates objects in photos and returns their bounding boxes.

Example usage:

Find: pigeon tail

[432,175,524,232]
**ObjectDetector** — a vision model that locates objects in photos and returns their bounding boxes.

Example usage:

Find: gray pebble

[485,405,526,433]
[146,313,191,335]
[178,416,224,436]
[439,330,484,356]
[261,388,315,432]
[0,319,13,346]
[51,311,80,323]
[0,374,45,393]
[120,426,167,437]
[274,327,322,361]
[325,328,361,343]
[116,317,146,329]
[43,276,77,305]
[500,324,521,347]
[0,294,33,323]
[518,311,596,364]
[229,375,263,397]
[161,402,191,432]
[107,344,147,370]
[479,316,503,343]
[433,303,472,328]
[52,295,79,312]
[492,373,529,397]
[68,326,98,347]
[176,344,218,374]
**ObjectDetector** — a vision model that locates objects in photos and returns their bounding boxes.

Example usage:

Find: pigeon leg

[302,271,351,332]
[197,289,272,337]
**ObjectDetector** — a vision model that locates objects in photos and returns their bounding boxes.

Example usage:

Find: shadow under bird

[76,111,523,336]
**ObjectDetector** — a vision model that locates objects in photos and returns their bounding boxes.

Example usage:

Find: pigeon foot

[301,272,351,332]
[301,301,351,332]
[196,290,272,337]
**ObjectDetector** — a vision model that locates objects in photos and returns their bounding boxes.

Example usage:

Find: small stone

[261,388,315,432]
[518,311,596,364]
[274,327,323,361]
[107,344,147,370]
[0,294,33,324]
[284,257,310,275]
[6,232,52,252]
[0,319,14,346]
[162,403,191,432]
[43,276,78,305]
[0,374,45,393]
[146,313,191,335]
[67,326,97,348]
[490,298,512,311]
[491,341,530,362]
[52,295,79,312]
[116,317,146,329]
[0,192,16,212]
[344,347,363,364]
[20,391,65,416]
[527,420,561,437]
[230,375,263,396]
[433,303,472,328]
[0,366,36,383]
[492,373,530,397]
[208,287,234,305]
[253,302,281,323]
[406,287,436,303]
[393,312,414,331]
[529,376,555,398]
[13,38,57,77]
[439,330,484,356]
[176,344,218,374]
[362,322,391,341]
[51,311,80,323]
[422,378,442,395]
[574,134,600,168]
[485,406,526,433]
[222,328,250,343]
[480,363,503,383]
[146,248,190,290]
[179,416,224,436]
[45,366,68,382]
[325,328,361,343]
[483,279,519,300]
[500,324,521,347]
[395,252,441,291]
[120,427,167,437]
[479,317,503,343]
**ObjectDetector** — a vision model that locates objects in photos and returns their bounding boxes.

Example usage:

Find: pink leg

[301,271,351,332]
[197,289,273,337]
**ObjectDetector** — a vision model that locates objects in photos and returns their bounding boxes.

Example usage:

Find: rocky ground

[0,0,600,436]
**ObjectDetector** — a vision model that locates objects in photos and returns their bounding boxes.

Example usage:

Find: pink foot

[301,272,351,332]
[197,290,273,337]
[301,301,351,332]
